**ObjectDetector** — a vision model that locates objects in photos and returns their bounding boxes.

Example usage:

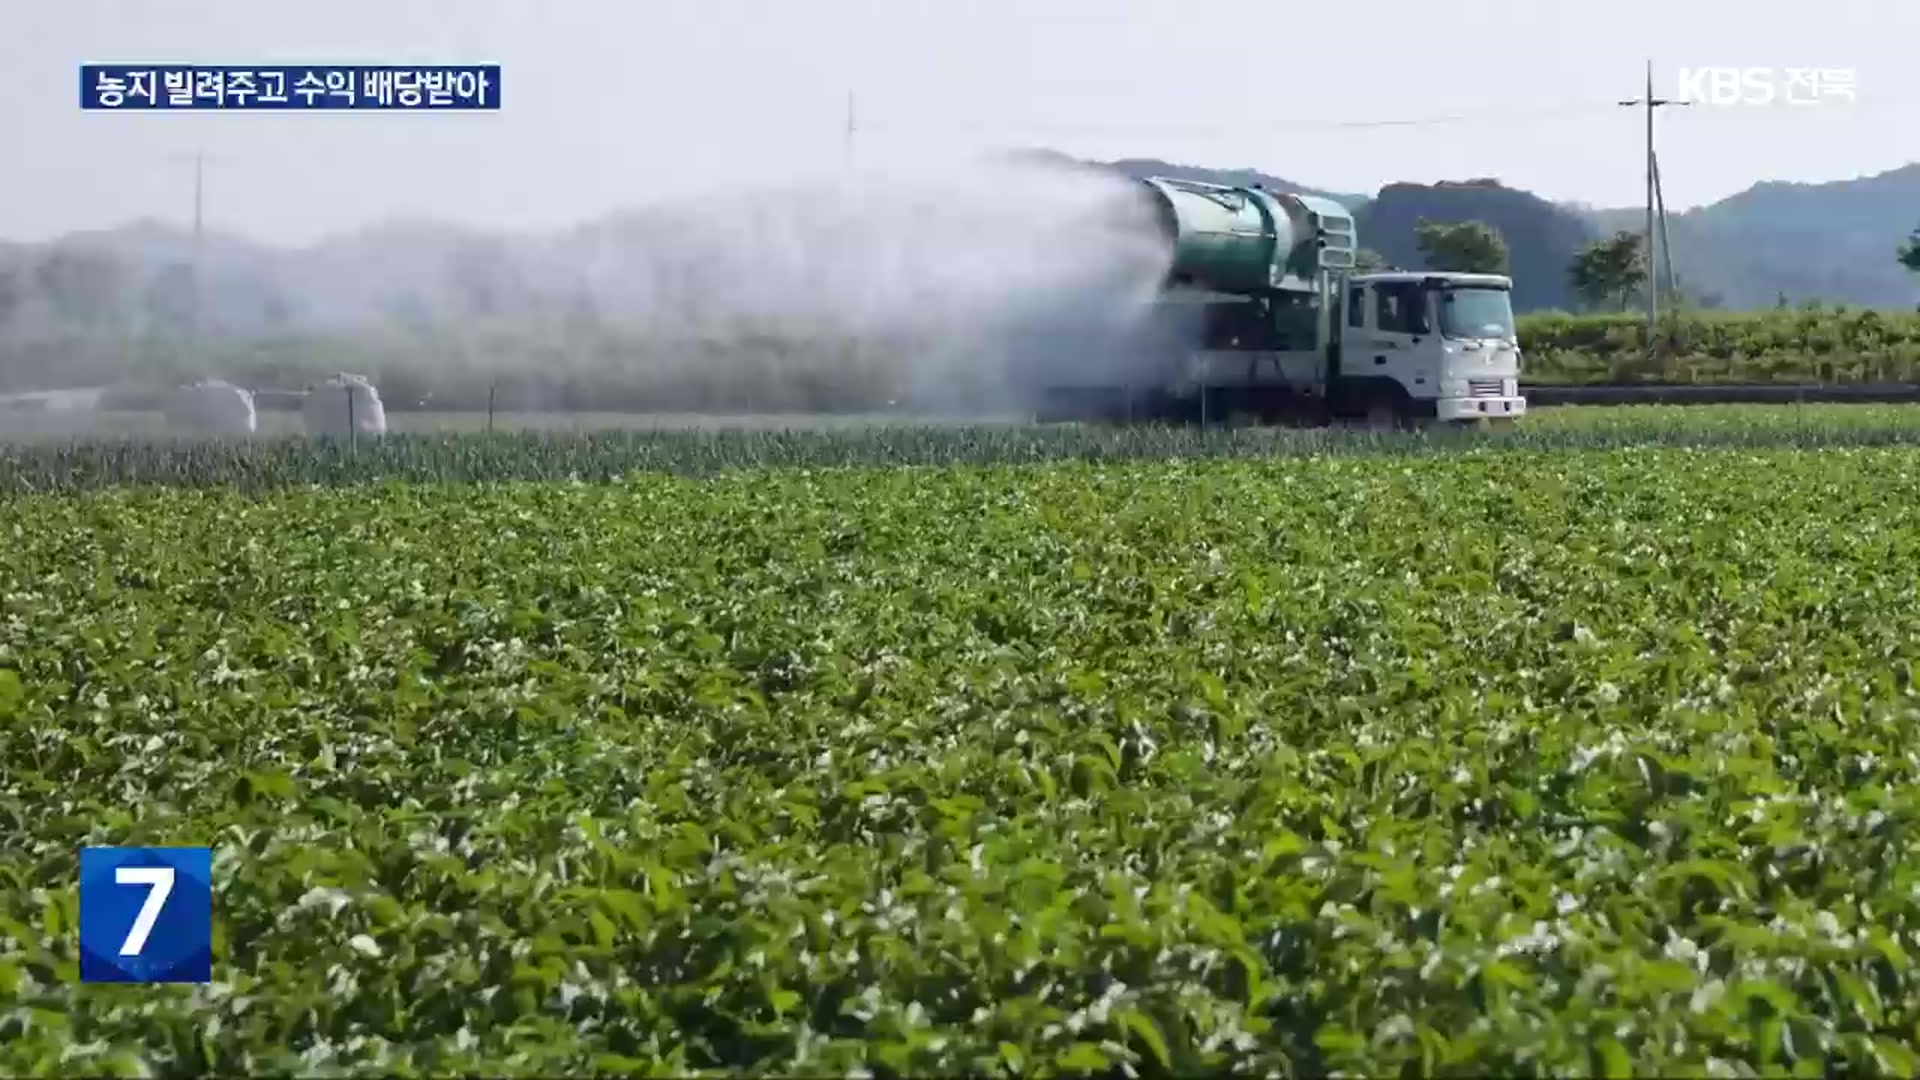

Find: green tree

[383,294,434,335]
[33,249,128,326]
[1353,247,1388,272]
[1567,231,1647,312]
[1412,218,1510,274]
[144,261,199,335]
[0,267,19,331]
[1670,281,1723,310]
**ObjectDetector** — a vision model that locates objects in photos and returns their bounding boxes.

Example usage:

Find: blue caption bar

[80,65,501,110]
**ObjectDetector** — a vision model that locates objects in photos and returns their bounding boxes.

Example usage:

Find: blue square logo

[78,847,212,984]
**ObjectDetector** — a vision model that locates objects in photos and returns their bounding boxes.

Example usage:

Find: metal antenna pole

[844,90,856,169]
[1652,148,1677,300]
[1618,62,1687,355]
[1644,62,1655,339]
[190,149,204,355]
[192,150,204,248]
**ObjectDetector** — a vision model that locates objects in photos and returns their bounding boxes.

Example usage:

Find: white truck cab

[1343,271,1526,425]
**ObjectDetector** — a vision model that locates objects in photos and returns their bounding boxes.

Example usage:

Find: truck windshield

[1437,287,1516,340]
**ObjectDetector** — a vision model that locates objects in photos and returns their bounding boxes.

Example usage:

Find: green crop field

[1517,308,1920,385]
[6,408,1920,1075]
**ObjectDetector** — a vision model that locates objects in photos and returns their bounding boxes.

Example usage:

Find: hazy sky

[2,0,1915,245]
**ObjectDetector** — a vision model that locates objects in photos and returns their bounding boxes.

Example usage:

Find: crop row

[8,403,1920,493]
[6,448,1920,1074]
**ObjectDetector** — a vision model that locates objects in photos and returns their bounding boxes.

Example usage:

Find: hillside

[1571,167,1920,310]
[1666,165,1920,310]
[1353,180,1598,311]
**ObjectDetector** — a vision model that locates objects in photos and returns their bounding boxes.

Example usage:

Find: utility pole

[1652,149,1677,299]
[1618,61,1688,354]
[1643,62,1654,339]
[190,149,204,354]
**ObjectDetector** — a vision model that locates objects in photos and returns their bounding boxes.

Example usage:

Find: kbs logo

[1674,67,1856,106]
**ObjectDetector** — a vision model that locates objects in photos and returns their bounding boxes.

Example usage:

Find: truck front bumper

[1436,395,1526,423]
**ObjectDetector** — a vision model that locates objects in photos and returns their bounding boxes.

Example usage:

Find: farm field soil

[6,449,1920,1074]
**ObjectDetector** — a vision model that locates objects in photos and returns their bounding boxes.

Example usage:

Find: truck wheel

[1364,401,1400,431]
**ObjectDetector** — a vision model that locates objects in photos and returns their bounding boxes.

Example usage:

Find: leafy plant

[6,436,1920,1074]
[1517,308,1920,384]
[1567,231,1647,313]
[1414,218,1510,275]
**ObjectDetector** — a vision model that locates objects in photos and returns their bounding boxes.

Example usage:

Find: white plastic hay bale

[164,379,257,435]
[302,372,388,437]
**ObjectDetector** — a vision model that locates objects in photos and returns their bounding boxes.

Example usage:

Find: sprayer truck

[1038,176,1527,428]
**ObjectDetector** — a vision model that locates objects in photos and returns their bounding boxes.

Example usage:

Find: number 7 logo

[115,866,175,956]
[79,847,212,983]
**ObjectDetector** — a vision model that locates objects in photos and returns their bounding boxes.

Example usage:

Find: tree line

[1356,220,1920,313]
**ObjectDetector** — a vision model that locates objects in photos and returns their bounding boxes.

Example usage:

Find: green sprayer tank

[1137,176,1357,296]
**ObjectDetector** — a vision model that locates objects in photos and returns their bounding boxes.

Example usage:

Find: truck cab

[1341,272,1526,425]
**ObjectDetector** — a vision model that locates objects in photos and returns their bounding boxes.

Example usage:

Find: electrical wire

[856,101,1624,137]
[852,94,1920,138]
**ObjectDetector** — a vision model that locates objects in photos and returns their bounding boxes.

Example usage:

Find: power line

[854,101,1626,138]
[851,94,1920,139]
[1273,101,1627,131]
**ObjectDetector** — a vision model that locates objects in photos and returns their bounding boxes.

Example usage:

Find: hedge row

[1517,307,1920,384]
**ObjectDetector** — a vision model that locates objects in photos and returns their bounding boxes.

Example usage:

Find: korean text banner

[80,65,502,110]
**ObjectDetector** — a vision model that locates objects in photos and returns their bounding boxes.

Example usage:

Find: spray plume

[495,155,1180,414]
[1,156,1190,423]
